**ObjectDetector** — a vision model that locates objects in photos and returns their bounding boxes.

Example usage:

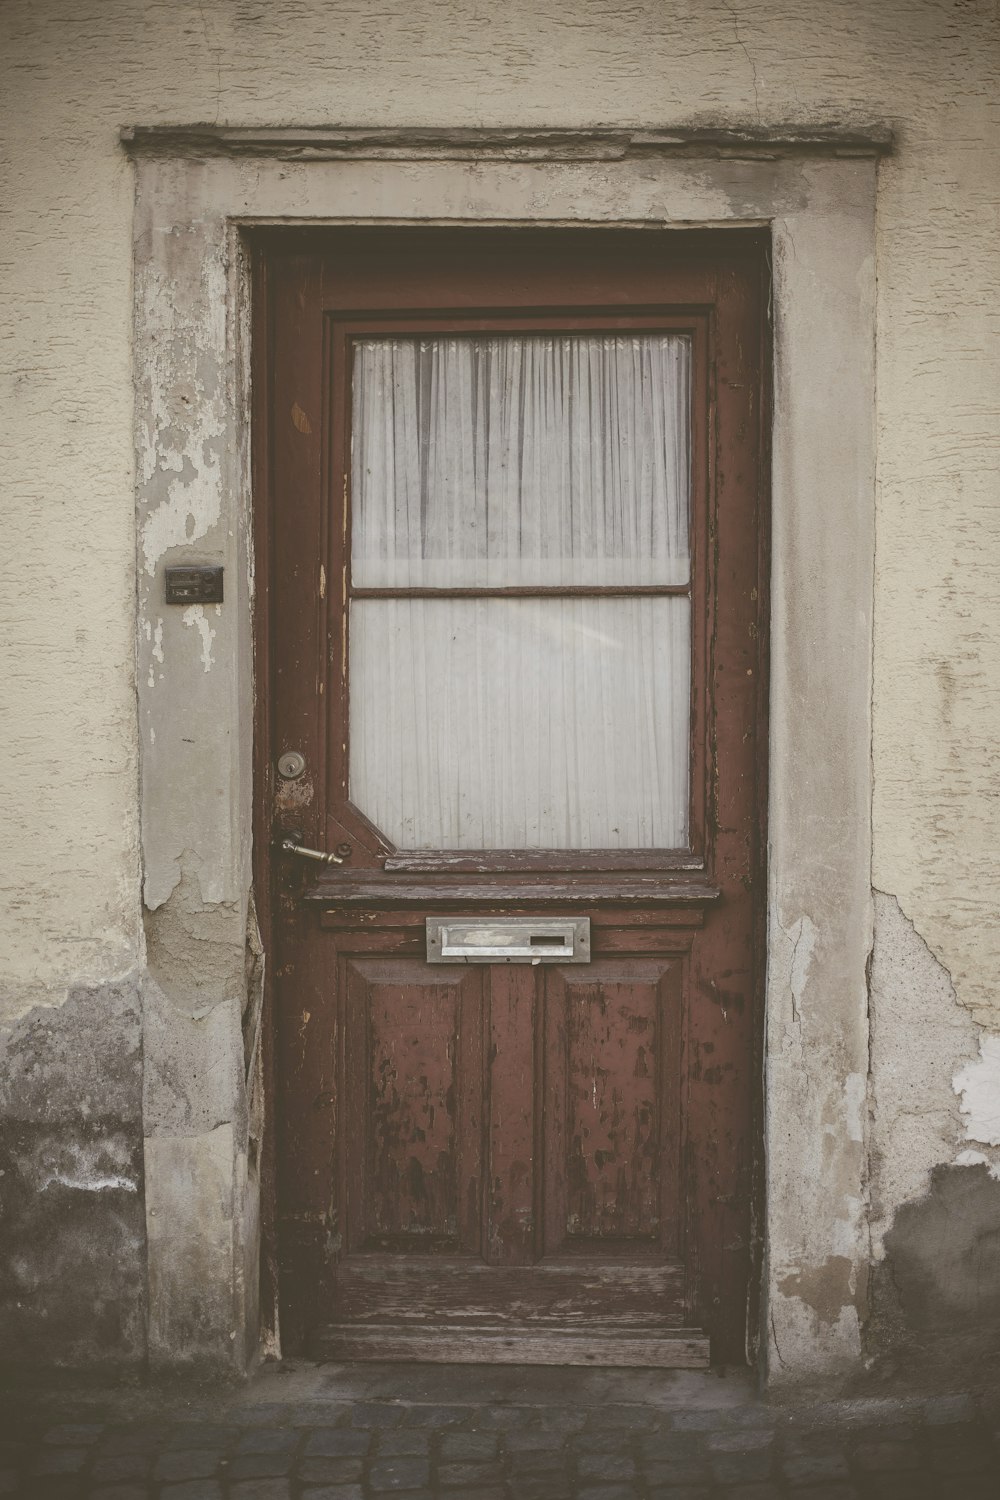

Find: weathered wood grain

[331,1255,686,1327]
[314,1322,710,1367]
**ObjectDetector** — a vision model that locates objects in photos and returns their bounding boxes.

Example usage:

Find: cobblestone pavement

[1,1362,997,1500]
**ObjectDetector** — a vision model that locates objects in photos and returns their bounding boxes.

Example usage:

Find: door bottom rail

[310,1321,710,1368]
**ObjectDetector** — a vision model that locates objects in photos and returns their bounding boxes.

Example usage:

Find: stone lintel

[121,122,894,162]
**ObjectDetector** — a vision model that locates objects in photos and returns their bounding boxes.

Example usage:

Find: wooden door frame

[126,126,884,1387]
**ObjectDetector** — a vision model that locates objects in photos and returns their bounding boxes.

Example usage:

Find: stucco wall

[1,0,998,1383]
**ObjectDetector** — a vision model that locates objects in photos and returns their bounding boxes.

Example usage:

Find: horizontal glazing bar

[349,584,692,599]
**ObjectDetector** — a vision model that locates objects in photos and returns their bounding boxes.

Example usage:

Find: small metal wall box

[165,565,224,605]
[426,917,590,964]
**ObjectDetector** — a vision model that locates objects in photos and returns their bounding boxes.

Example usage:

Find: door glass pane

[352,334,690,588]
[350,597,690,849]
[348,331,693,852]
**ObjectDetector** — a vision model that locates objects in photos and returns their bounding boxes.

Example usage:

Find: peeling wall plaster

[782,913,818,1026]
[868,891,982,1256]
[865,891,1000,1382]
[137,234,228,579]
[955,1037,1000,1150]
[954,1149,1000,1181]
[181,605,218,674]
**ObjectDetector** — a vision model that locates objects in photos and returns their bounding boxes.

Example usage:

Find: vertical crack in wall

[722,2,762,123]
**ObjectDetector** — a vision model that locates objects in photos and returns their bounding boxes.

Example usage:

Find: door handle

[279,833,352,866]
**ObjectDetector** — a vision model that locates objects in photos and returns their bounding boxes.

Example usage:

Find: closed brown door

[255,229,767,1366]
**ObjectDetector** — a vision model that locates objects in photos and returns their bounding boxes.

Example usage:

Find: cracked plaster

[864,891,1000,1384]
[867,891,998,1260]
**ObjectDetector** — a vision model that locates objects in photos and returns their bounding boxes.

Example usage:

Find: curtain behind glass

[351,596,690,850]
[349,333,692,851]
[352,335,690,587]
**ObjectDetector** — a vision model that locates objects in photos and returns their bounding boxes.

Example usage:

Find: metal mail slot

[426,917,591,964]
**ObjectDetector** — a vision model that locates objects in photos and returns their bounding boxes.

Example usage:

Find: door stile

[687,311,712,868]
[683,262,765,1356]
[328,306,351,844]
[486,966,537,1266]
[250,243,280,1349]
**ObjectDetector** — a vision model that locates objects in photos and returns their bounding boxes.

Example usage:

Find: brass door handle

[280,834,352,866]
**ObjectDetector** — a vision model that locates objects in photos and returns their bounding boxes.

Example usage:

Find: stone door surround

[125,124,887,1385]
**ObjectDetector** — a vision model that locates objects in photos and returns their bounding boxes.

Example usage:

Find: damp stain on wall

[0,979,147,1368]
[865,1163,1000,1389]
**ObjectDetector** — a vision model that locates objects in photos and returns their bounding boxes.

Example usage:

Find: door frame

[125,125,886,1388]
[257,227,768,1364]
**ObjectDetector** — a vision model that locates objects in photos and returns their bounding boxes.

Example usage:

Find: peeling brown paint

[274,774,315,813]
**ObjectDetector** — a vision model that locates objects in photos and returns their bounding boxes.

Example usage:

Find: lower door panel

[281,907,711,1367]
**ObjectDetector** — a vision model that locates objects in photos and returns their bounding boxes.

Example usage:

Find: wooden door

[255,229,767,1366]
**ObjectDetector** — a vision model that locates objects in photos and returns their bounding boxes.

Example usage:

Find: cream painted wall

[0,0,997,1037]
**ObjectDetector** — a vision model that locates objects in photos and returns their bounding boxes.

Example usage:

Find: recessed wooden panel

[343,959,485,1252]
[543,960,682,1252]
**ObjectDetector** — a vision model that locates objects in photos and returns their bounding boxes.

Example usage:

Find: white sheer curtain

[349,334,692,851]
[352,597,690,849]
[352,335,690,587]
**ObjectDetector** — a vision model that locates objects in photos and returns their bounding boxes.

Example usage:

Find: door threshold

[312,1322,710,1368]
